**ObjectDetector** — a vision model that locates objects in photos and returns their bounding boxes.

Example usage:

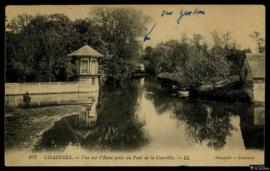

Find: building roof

[245,53,265,78]
[67,44,103,58]
[158,72,196,87]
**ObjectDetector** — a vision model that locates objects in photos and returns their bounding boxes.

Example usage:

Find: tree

[7,13,33,33]
[249,31,265,53]
[6,14,80,82]
[6,9,150,83]
[6,14,36,82]
[91,7,150,83]
[142,45,164,75]
[222,31,232,49]
[142,34,191,76]
[176,32,232,86]
[209,31,243,76]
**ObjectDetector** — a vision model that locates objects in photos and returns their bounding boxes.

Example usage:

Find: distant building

[136,63,145,72]
[240,53,265,103]
[67,44,104,105]
[67,44,103,82]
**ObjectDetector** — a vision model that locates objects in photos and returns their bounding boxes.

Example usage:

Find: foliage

[6,14,79,82]
[6,10,262,86]
[143,32,250,86]
[5,8,150,83]
[249,31,265,53]
[91,7,150,82]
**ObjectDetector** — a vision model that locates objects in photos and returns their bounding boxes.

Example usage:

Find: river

[34,77,264,151]
[6,77,265,166]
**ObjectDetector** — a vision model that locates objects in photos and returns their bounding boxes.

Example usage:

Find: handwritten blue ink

[177,9,205,24]
[177,9,192,24]
[144,23,157,42]
[193,8,205,15]
[161,10,173,17]
[144,35,151,41]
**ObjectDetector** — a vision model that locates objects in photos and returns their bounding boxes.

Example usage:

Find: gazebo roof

[67,44,103,58]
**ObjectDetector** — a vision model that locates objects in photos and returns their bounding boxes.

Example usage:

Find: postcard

[4,4,266,166]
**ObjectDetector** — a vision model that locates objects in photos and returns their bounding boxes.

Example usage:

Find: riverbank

[5,105,84,150]
[156,73,255,103]
[190,82,251,103]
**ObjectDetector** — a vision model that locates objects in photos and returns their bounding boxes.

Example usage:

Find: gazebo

[67,44,103,82]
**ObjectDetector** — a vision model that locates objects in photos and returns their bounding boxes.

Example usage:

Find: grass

[4,105,83,150]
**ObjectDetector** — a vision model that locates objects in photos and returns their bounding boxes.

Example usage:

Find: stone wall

[253,80,265,103]
[5,81,100,107]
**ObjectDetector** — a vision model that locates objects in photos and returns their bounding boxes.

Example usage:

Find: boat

[178,89,189,97]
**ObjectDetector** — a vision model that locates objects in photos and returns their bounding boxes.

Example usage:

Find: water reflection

[144,77,174,114]
[144,77,264,150]
[34,77,264,152]
[236,105,264,149]
[34,79,147,151]
[81,80,147,150]
[173,102,235,150]
[33,103,97,151]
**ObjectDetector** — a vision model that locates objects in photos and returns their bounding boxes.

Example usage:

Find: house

[240,53,265,103]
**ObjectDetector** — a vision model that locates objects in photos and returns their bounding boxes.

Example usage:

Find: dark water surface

[34,77,264,152]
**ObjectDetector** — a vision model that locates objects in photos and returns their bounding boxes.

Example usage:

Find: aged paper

[5,5,265,166]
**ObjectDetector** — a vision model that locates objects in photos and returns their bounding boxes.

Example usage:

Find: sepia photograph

[4,4,266,166]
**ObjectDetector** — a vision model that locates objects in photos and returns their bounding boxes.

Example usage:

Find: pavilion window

[92,59,97,75]
[81,60,89,74]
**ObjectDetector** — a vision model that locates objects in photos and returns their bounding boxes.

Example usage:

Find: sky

[5,5,265,52]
